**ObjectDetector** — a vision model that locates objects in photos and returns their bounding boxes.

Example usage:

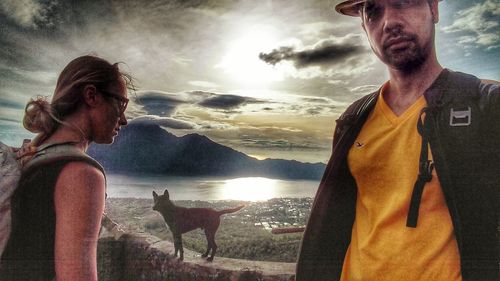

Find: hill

[87,122,325,180]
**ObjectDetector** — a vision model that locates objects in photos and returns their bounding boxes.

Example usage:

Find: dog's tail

[217,205,245,216]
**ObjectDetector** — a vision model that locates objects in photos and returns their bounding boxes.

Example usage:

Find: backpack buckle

[450,107,471,126]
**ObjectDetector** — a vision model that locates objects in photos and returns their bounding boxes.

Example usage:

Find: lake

[106,174,320,201]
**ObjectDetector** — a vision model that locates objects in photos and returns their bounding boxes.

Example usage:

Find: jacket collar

[423,68,451,109]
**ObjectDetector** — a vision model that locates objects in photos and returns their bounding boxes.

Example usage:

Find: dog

[152,189,244,261]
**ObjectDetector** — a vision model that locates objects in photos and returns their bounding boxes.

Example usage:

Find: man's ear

[430,0,439,23]
[82,85,100,108]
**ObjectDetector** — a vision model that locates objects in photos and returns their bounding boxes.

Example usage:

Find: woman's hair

[23,55,133,144]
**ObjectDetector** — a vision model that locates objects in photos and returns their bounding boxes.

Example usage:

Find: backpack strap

[406,69,481,228]
[22,143,106,184]
[333,91,379,149]
[18,143,112,239]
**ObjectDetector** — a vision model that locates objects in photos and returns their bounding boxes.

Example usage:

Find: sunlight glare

[216,28,285,87]
[220,177,278,201]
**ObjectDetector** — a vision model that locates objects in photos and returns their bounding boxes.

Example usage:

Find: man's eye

[364,3,382,22]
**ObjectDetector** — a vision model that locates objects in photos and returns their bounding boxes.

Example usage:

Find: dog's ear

[163,189,169,199]
[152,191,158,199]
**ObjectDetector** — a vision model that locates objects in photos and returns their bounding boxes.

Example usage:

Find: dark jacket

[296,70,499,281]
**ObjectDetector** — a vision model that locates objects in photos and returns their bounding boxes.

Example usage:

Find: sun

[216,27,286,88]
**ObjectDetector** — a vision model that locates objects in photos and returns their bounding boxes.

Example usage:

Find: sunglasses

[98,89,129,116]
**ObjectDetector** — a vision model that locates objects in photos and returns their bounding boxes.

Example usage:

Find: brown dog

[152,189,244,261]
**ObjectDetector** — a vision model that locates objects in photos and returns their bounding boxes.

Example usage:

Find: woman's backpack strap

[22,143,106,184]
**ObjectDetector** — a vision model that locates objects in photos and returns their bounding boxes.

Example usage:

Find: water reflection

[106,174,318,201]
[218,177,278,201]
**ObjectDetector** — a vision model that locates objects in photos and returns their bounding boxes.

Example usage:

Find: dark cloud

[0,98,24,110]
[187,90,216,99]
[259,41,365,68]
[136,90,269,116]
[134,91,188,117]
[306,107,322,115]
[239,138,326,151]
[300,97,330,103]
[0,116,22,123]
[198,94,264,110]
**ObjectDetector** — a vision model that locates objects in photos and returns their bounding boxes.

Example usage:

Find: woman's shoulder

[56,161,105,192]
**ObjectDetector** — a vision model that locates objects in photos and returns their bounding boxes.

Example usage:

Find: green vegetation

[105,198,311,262]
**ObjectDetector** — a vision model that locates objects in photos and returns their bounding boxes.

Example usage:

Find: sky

[0,0,499,163]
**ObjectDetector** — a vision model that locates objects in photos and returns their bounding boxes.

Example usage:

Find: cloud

[256,33,376,81]
[441,0,500,48]
[0,121,35,147]
[188,80,219,89]
[186,90,216,100]
[298,21,336,38]
[222,95,346,117]
[130,115,197,130]
[0,0,57,28]
[134,91,188,117]
[327,79,349,86]
[239,138,327,151]
[198,94,265,110]
[134,90,271,118]
[0,98,25,110]
[349,85,380,94]
[259,34,367,68]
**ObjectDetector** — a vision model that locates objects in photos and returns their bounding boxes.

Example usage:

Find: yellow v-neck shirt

[340,83,462,281]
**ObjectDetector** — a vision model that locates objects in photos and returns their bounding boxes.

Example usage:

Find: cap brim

[335,0,443,17]
[335,0,366,17]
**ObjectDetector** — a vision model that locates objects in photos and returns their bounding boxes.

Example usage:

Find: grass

[105,198,308,262]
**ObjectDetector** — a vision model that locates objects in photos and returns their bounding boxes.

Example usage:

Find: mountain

[87,122,326,180]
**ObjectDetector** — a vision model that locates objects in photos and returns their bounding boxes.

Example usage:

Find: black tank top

[0,161,73,281]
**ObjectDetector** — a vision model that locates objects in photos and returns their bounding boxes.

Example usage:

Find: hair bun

[23,96,57,134]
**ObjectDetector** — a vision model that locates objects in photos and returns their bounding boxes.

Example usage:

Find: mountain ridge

[87,122,326,180]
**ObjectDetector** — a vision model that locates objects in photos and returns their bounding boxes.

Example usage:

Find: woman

[0,55,132,281]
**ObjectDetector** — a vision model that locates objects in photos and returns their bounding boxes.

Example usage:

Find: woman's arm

[54,162,106,281]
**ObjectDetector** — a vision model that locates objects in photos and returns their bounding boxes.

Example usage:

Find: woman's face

[92,79,128,144]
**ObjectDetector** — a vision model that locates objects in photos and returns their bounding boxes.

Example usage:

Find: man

[296,1,499,280]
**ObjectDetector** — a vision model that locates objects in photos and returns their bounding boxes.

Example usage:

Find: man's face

[360,0,438,72]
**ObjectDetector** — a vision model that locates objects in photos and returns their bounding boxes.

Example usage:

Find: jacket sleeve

[479,82,499,108]
[479,82,499,136]
[478,82,500,213]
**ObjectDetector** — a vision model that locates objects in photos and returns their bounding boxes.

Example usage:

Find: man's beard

[382,33,432,73]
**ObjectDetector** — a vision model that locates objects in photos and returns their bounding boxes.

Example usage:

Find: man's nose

[382,6,405,35]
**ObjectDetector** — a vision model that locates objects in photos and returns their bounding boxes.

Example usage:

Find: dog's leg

[173,233,184,261]
[178,236,184,261]
[202,246,210,258]
[202,229,211,258]
[173,235,178,258]
[204,229,217,262]
[207,235,217,262]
